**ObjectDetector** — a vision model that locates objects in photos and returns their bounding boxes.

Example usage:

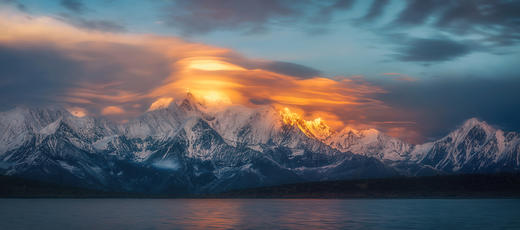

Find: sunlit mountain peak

[280,107,334,140]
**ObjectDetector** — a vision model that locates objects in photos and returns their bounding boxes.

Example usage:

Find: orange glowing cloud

[186,58,245,71]
[66,107,87,117]
[148,97,174,111]
[101,106,125,115]
[0,11,415,140]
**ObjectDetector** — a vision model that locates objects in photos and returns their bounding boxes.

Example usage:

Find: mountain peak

[279,107,334,140]
[462,117,488,128]
[179,92,202,112]
[39,118,64,135]
[458,117,495,137]
[337,126,381,137]
[185,91,196,101]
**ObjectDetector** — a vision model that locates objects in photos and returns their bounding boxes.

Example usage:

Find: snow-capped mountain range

[0,93,519,193]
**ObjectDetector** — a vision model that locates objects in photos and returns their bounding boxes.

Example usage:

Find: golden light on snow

[280,107,334,140]
[148,97,174,111]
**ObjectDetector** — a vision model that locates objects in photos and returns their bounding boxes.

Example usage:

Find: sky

[0,0,519,143]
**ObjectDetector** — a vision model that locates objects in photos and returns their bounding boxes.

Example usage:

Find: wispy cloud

[60,0,85,14]
[395,38,472,62]
[57,13,126,32]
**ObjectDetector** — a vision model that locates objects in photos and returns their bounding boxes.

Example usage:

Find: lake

[1,199,519,229]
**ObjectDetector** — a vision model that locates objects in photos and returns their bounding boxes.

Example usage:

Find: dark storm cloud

[160,0,357,35]
[392,0,442,26]
[316,0,355,23]
[260,61,321,78]
[327,0,355,10]
[0,45,76,108]
[434,0,520,46]
[58,13,126,32]
[249,98,274,105]
[60,0,85,13]
[374,75,520,141]
[162,0,301,35]
[362,0,389,21]
[158,0,519,41]
[395,38,472,62]
[0,42,171,111]
[354,1,520,64]
[226,54,322,78]
[71,17,126,32]
[391,0,520,46]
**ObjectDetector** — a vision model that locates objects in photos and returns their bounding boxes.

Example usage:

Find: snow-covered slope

[325,127,412,161]
[0,93,518,193]
[323,118,520,174]
[414,118,520,173]
[0,94,395,193]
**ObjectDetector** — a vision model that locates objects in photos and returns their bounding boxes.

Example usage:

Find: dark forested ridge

[2,173,520,198]
[216,173,520,198]
[0,175,134,198]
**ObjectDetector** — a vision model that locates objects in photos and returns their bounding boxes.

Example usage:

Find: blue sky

[1,0,519,142]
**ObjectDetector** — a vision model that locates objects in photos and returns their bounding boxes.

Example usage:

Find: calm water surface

[1,199,519,230]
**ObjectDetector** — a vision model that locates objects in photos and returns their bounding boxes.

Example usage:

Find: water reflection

[0,199,519,230]
[171,199,244,229]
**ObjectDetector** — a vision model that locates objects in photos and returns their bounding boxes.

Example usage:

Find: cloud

[149,57,387,131]
[434,1,520,46]
[60,0,85,13]
[374,75,520,142]
[152,159,180,171]
[58,13,126,32]
[316,0,356,23]
[0,12,389,133]
[148,97,174,111]
[249,98,274,105]
[392,0,441,26]
[362,0,389,21]
[0,39,170,114]
[0,13,171,115]
[390,0,520,46]
[381,73,416,82]
[66,106,87,117]
[251,61,321,78]
[162,0,301,35]
[160,0,358,35]
[224,56,322,78]
[346,0,520,63]
[7,10,517,143]
[0,0,27,12]
[395,38,472,62]
[0,44,77,107]
[101,106,125,115]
